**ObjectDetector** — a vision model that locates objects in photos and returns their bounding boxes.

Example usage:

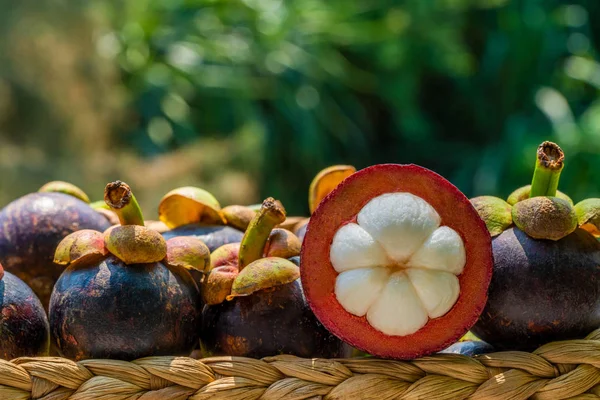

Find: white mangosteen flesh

[331,192,466,336]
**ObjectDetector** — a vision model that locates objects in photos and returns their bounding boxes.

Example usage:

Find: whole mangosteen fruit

[0,264,50,359]
[0,182,112,308]
[49,181,205,361]
[159,187,252,251]
[470,141,600,350]
[300,164,494,359]
[201,197,350,358]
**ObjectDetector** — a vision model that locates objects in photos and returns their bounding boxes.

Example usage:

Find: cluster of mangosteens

[0,140,597,363]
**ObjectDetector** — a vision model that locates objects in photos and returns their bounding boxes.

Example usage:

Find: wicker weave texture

[1,329,600,400]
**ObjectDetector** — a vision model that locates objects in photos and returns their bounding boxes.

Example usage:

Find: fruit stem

[238,197,286,270]
[529,141,564,198]
[104,181,145,226]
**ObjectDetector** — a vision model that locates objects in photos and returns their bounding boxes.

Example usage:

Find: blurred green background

[1,0,600,217]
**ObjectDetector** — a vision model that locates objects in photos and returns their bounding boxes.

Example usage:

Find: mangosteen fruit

[283,165,356,241]
[201,197,351,358]
[300,163,493,359]
[470,141,600,350]
[0,183,112,308]
[49,181,204,361]
[0,264,50,359]
[159,186,251,251]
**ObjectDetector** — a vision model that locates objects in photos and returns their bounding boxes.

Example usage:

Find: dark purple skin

[163,224,244,252]
[472,227,600,351]
[439,340,494,356]
[0,271,50,359]
[0,192,111,308]
[50,255,201,361]
[201,279,351,358]
[295,223,308,242]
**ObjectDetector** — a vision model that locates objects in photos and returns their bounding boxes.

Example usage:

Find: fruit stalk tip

[104,181,145,226]
[537,141,564,170]
[530,141,564,198]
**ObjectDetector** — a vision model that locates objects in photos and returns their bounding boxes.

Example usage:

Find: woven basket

[1,328,599,400]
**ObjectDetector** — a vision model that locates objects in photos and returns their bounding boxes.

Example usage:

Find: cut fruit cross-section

[332,192,463,336]
[300,164,493,359]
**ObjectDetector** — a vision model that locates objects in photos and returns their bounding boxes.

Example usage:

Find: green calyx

[574,198,600,237]
[158,186,225,229]
[39,181,90,203]
[202,265,238,305]
[470,196,513,237]
[210,243,240,272]
[501,141,583,241]
[204,198,301,305]
[512,197,577,241]
[221,205,256,231]
[164,236,211,273]
[103,181,168,264]
[226,257,299,300]
[507,185,573,206]
[104,225,167,265]
[264,228,302,259]
[54,230,108,267]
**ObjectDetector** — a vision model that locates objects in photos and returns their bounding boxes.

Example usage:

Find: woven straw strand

[0,329,599,400]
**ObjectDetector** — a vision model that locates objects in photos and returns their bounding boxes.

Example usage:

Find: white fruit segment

[405,269,460,318]
[408,226,466,274]
[357,193,441,263]
[335,268,389,316]
[331,192,467,337]
[330,223,389,273]
[366,272,428,336]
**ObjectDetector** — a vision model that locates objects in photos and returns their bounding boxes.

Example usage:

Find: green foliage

[4,0,600,213]
[104,0,600,213]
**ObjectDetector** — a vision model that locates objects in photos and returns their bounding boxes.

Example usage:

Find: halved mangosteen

[301,164,493,359]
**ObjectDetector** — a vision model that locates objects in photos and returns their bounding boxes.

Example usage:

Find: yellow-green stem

[104,181,145,226]
[529,141,564,198]
[238,197,286,271]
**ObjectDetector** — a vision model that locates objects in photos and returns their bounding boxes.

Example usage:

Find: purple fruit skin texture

[201,279,352,358]
[0,192,111,308]
[50,255,201,361]
[163,224,243,252]
[0,271,50,359]
[472,227,600,350]
[295,224,307,242]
